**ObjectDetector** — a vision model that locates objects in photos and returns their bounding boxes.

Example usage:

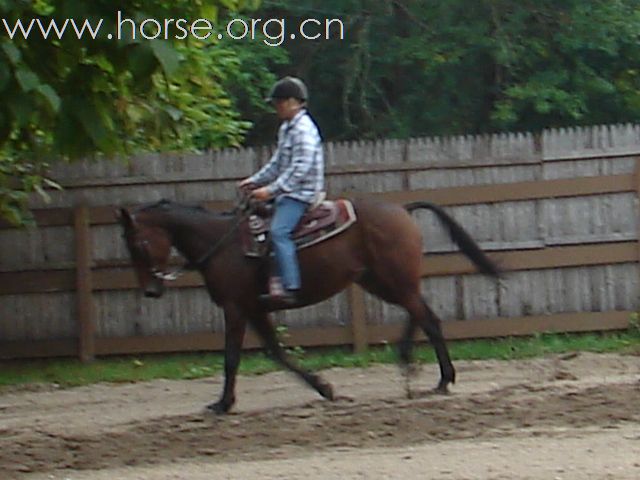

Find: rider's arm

[246,124,286,187]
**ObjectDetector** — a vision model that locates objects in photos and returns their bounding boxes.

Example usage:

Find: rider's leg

[270,196,308,293]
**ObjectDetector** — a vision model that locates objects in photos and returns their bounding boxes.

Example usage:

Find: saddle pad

[241,199,357,257]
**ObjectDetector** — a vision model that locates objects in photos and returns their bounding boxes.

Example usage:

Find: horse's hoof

[316,379,335,401]
[433,384,451,395]
[401,363,420,378]
[334,394,355,403]
[207,401,233,415]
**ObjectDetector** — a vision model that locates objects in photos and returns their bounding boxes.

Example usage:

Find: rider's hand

[251,187,271,201]
[238,178,256,192]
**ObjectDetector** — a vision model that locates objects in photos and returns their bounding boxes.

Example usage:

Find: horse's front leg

[207,306,246,414]
[250,311,335,401]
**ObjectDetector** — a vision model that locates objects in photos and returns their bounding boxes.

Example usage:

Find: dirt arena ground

[1,352,639,480]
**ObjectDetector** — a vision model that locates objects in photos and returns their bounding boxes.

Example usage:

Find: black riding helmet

[266,76,308,103]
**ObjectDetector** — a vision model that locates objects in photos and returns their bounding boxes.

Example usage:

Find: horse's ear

[116,208,135,229]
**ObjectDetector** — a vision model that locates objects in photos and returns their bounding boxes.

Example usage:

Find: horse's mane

[135,199,235,219]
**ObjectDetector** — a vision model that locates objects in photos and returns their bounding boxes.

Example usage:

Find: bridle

[149,213,248,281]
[141,194,253,282]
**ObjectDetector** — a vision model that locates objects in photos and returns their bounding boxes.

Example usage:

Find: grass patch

[1,330,638,389]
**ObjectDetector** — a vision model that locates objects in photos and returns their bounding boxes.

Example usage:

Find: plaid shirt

[248,110,324,204]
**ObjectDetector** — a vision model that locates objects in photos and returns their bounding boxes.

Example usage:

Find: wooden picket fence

[0,124,638,360]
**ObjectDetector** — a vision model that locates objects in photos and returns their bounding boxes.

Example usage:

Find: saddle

[241,199,357,258]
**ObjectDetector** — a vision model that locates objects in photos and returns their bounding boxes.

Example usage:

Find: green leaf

[126,103,144,123]
[219,0,239,9]
[33,0,55,16]
[15,68,40,92]
[43,177,63,190]
[7,93,33,126]
[1,41,20,65]
[0,60,10,90]
[1,204,24,226]
[150,40,180,76]
[37,84,61,112]
[0,110,10,142]
[200,4,218,21]
[72,100,110,149]
[163,105,183,121]
[33,183,51,203]
[240,0,262,10]
[93,55,115,74]
[128,44,158,80]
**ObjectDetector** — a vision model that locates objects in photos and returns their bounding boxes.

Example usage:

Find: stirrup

[258,290,298,306]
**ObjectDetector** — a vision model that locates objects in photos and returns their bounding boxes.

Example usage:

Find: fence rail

[0,311,632,360]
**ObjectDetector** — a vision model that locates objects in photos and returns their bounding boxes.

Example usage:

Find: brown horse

[118,197,500,413]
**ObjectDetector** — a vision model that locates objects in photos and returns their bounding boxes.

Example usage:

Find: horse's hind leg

[403,295,455,393]
[397,318,421,398]
[358,274,454,393]
[356,201,456,392]
[398,317,418,372]
[249,311,334,401]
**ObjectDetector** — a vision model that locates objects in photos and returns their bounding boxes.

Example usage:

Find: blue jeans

[270,196,308,291]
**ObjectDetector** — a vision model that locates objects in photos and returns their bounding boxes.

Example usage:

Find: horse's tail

[404,201,501,278]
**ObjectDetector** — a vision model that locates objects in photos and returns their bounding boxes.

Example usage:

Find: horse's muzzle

[144,282,165,298]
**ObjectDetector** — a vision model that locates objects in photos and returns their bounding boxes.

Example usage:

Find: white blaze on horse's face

[118,208,172,298]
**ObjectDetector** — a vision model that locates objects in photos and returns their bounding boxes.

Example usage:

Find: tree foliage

[253,0,640,142]
[3,0,639,225]
[0,0,280,225]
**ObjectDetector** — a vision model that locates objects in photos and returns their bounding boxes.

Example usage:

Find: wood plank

[421,242,637,277]
[92,269,203,291]
[49,154,638,191]
[542,124,640,161]
[367,311,632,343]
[94,332,226,355]
[2,173,633,230]
[55,172,246,189]
[0,338,77,359]
[49,161,544,190]
[0,201,234,229]
[0,207,72,229]
[0,205,118,229]
[636,158,640,268]
[0,311,631,360]
[74,205,95,362]
[47,327,349,357]
[375,173,634,206]
[1,242,635,295]
[96,201,232,226]
[102,326,351,356]
[0,270,75,294]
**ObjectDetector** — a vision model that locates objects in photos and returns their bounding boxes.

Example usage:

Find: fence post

[348,285,368,353]
[635,159,640,276]
[74,204,95,362]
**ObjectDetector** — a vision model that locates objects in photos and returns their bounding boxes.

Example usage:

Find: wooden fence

[1,124,639,360]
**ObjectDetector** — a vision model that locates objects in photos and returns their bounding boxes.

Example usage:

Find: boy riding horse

[239,76,324,306]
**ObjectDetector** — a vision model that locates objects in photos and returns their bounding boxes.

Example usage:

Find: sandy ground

[1,352,639,479]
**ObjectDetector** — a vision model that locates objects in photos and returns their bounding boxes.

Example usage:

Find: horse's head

[118,207,172,298]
